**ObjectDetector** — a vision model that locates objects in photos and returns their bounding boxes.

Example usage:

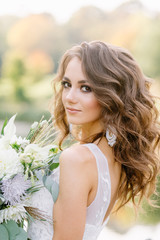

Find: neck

[80,121,103,143]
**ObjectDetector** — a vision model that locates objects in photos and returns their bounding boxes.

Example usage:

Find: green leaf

[10,143,20,152]
[15,227,27,240]
[3,220,20,239]
[49,147,58,154]
[49,162,59,171]
[3,221,27,240]
[47,152,60,173]
[1,118,8,135]
[26,185,43,194]
[43,175,59,202]
[50,181,59,202]
[0,224,9,240]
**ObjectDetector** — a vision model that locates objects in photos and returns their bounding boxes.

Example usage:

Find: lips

[66,107,81,113]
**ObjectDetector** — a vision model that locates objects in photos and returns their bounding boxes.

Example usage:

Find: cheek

[85,96,101,115]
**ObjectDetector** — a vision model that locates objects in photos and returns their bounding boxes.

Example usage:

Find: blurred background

[0,0,160,238]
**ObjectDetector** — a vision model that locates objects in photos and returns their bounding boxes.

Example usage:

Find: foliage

[2,56,27,102]
[0,220,27,240]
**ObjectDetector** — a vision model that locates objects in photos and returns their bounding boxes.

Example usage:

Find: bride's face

[61,57,102,126]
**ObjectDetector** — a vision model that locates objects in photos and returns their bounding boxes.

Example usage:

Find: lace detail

[27,168,59,240]
[27,143,111,240]
[27,185,54,240]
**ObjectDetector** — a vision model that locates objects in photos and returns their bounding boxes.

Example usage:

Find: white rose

[0,148,24,180]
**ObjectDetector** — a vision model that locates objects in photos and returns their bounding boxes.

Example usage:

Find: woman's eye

[61,81,71,88]
[81,85,92,92]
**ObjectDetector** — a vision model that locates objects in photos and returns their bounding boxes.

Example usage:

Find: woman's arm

[52,146,93,240]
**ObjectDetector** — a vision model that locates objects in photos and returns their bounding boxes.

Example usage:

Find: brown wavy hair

[50,41,160,209]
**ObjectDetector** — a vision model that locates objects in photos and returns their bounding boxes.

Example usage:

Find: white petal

[4,114,17,139]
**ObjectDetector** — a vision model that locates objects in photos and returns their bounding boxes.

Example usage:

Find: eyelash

[61,80,92,93]
[61,81,71,88]
[81,85,92,92]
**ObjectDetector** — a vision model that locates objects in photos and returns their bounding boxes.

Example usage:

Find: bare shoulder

[59,144,94,166]
[58,144,96,202]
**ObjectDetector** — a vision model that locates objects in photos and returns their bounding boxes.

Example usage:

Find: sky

[0,0,160,23]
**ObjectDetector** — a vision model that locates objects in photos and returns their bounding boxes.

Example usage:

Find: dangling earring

[106,128,116,147]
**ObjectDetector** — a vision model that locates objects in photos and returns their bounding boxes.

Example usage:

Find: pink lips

[66,107,81,113]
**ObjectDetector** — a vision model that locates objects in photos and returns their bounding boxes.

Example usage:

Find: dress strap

[82,143,111,226]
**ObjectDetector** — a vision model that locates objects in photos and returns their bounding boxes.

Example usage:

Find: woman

[28,41,160,240]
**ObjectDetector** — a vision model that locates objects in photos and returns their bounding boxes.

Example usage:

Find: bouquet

[0,115,61,240]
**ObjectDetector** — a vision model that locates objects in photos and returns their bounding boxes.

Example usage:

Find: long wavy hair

[50,41,160,209]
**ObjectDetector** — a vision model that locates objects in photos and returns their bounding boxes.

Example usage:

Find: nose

[65,88,77,103]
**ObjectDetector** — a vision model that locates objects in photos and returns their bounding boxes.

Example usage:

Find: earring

[106,128,116,147]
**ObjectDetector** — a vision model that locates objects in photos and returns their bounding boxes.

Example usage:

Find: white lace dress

[27,143,111,240]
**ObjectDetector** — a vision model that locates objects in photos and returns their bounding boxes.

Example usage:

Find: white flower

[0,134,12,151]
[1,174,31,205]
[10,135,29,146]
[0,204,27,223]
[19,153,32,164]
[0,148,23,180]
[10,135,30,151]
[20,144,55,167]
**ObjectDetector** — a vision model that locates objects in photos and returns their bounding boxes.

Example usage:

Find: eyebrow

[63,76,88,84]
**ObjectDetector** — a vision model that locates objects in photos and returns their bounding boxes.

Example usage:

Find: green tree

[3,57,27,102]
[10,58,27,101]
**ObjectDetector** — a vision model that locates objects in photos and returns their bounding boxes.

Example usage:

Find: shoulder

[58,145,95,199]
[59,144,94,167]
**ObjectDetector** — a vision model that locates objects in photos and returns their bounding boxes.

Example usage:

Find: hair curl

[50,41,160,210]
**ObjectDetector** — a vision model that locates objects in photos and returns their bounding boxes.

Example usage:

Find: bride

[27,41,160,240]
